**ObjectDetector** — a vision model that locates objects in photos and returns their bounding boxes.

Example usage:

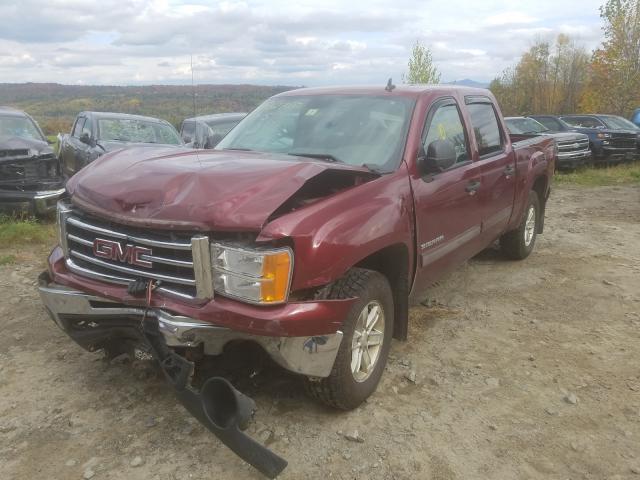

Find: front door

[410,97,484,290]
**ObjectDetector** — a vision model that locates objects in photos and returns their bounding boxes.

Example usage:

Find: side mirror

[79,132,92,145]
[183,136,192,144]
[418,139,457,175]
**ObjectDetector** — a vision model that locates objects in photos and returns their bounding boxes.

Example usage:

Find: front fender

[259,167,414,291]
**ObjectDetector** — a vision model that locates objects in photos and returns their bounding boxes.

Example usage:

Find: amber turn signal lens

[260,251,292,303]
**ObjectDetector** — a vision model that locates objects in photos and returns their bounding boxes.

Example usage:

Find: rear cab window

[466,99,503,158]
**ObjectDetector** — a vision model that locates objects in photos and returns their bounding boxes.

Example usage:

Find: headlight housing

[211,243,293,305]
[596,132,611,139]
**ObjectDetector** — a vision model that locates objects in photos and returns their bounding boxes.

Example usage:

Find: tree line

[404,0,640,118]
[490,0,640,117]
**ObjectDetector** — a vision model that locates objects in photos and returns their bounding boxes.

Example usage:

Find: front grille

[557,138,589,153]
[63,209,199,300]
[610,134,636,149]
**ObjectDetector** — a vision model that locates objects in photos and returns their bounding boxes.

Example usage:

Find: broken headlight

[211,244,293,305]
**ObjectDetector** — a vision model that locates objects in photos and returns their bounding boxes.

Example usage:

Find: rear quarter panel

[507,136,555,231]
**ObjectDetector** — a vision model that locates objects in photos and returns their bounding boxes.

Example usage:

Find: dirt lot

[1,184,639,480]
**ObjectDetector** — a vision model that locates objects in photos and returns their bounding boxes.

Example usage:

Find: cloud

[0,0,605,85]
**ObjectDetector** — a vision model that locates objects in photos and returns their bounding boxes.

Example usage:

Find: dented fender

[259,164,415,291]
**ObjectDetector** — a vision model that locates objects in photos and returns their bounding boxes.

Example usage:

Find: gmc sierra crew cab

[39,85,555,478]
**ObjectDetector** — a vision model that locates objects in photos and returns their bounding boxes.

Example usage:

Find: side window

[467,103,503,157]
[72,117,86,137]
[423,103,469,165]
[81,118,93,137]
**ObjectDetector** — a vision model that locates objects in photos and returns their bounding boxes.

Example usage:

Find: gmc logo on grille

[93,238,153,268]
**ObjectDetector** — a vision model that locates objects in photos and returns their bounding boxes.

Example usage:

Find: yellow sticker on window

[438,124,447,140]
[305,109,319,116]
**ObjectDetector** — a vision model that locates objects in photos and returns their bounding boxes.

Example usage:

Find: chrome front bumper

[38,278,342,378]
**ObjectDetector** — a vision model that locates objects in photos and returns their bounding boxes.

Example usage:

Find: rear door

[411,97,485,288]
[465,97,516,241]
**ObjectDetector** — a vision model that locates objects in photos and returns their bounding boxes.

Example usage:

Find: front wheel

[500,190,540,260]
[305,268,394,410]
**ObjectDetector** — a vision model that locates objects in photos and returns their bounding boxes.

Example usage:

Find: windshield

[216,94,415,171]
[0,115,45,142]
[505,117,548,134]
[600,116,639,130]
[98,118,182,145]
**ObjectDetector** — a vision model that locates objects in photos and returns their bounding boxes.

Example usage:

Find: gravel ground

[1,184,639,480]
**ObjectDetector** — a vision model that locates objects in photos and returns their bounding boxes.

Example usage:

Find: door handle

[504,164,515,178]
[465,180,481,195]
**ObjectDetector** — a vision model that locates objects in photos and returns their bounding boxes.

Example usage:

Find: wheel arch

[353,243,410,341]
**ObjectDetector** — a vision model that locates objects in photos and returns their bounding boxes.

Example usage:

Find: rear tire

[500,190,540,260]
[304,268,394,410]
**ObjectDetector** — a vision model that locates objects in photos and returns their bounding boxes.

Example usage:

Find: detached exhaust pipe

[143,319,288,479]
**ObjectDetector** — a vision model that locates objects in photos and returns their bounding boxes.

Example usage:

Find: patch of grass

[0,254,16,265]
[0,216,56,248]
[555,161,640,186]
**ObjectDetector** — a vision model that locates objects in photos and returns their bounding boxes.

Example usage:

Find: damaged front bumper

[0,186,65,215]
[38,271,289,478]
[38,272,343,378]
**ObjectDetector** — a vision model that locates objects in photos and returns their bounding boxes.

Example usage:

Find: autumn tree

[581,0,640,115]
[489,35,589,115]
[403,40,441,84]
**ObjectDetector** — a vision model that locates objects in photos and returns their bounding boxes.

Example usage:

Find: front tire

[305,268,394,410]
[500,190,540,260]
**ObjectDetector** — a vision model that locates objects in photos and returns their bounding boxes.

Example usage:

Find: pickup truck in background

[180,112,246,148]
[504,116,591,169]
[58,111,184,178]
[0,106,65,215]
[39,85,554,477]
[532,114,639,164]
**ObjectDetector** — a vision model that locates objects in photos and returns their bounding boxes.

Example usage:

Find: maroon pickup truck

[39,85,554,477]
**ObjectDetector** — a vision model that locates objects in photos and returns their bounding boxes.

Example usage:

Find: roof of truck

[275,84,491,98]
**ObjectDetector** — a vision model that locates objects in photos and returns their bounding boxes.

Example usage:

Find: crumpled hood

[67,147,374,231]
[0,136,54,161]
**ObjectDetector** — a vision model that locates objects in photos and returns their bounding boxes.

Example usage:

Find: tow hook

[142,318,288,479]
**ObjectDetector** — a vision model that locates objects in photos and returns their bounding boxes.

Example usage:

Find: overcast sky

[0,0,605,86]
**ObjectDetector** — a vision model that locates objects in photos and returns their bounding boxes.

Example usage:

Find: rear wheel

[500,190,540,260]
[305,268,394,410]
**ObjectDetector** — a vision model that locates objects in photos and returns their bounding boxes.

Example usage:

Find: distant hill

[0,83,298,135]
[445,79,489,88]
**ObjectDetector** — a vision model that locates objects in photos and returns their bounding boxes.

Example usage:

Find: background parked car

[531,115,638,164]
[180,112,246,149]
[504,116,591,169]
[559,114,639,164]
[58,111,183,178]
[631,108,640,127]
[0,106,64,215]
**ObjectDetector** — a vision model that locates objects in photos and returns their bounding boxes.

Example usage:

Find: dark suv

[533,114,639,165]
[0,106,64,214]
[505,116,591,169]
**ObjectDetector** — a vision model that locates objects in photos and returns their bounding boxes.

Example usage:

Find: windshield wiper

[222,147,253,151]
[287,152,343,163]
[361,163,386,175]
